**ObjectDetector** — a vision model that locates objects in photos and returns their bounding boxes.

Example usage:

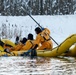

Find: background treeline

[0,0,76,16]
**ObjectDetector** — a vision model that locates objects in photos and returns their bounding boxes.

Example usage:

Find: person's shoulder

[44,28,49,30]
[26,40,32,42]
[18,42,23,45]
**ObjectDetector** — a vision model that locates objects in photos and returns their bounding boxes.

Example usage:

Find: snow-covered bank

[0,15,76,45]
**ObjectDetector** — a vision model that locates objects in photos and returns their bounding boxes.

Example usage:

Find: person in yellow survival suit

[34,27,53,50]
[4,33,34,53]
[12,33,34,51]
[21,27,53,57]
[21,33,34,50]
[4,37,27,52]
[11,37,27,51]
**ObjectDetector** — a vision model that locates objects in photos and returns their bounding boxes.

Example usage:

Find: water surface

[0,56,76,75]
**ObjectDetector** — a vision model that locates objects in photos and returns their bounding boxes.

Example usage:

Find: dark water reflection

[0,56,76,75]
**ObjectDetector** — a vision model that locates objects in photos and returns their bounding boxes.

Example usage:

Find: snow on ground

[0,15,76,46]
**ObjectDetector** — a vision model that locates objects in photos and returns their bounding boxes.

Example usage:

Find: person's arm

[21,40,33,50]
[32,35,41,50]
[32,44,38,50]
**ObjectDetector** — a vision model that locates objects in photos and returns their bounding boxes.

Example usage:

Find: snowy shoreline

[0,15,76,46]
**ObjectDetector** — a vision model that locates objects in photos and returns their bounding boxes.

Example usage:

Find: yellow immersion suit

[21,40,34,50]
[9,42,24,52]
[34,28,53,50]
[8,40,34,52]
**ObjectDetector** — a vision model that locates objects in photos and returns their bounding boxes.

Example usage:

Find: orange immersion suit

[21,40,34,50]
[9,40,35,52]
[34,28,53,50]
[9,42,24,52]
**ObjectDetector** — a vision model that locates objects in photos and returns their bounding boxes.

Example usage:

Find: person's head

[35,27,42,34]
[16,36,19,41]
[28,33,33,40]
[21,37,27,44]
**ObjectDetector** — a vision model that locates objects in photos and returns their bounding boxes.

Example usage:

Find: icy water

[0,56,76,75]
